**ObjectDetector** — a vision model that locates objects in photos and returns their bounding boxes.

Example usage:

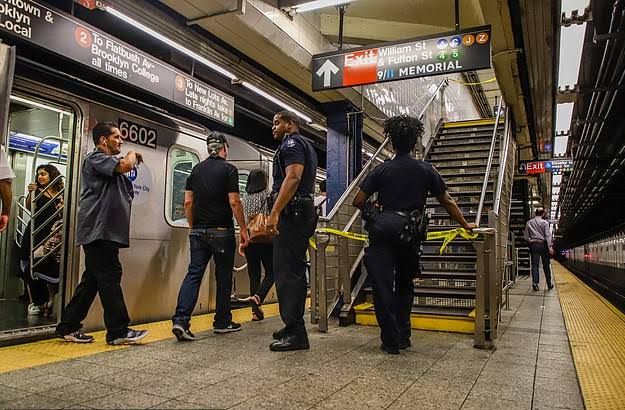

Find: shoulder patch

[286,138,296,148]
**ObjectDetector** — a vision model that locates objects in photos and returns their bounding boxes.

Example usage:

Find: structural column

[323,101,363,211]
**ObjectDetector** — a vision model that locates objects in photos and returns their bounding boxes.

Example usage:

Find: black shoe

[172,324,196,341]
[547,284,554,290]
[381,343,400,355]
[107,329,149,345]
[214,322,242,334]
[399,339,411,349]
[272,328,286,340]
[532,284,540,291]
[269,334,310,352]
[58,329,94,344]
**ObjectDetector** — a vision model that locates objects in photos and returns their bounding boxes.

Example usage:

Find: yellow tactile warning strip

[0,303,280,374]
[442,118,497,128]
[554,262,625,410]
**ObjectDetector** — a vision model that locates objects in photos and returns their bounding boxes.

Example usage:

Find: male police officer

[172,132,248,341]
[266,110,318,351]
[353,115,476,354]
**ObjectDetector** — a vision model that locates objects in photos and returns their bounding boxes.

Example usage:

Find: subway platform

[0,263,623,410]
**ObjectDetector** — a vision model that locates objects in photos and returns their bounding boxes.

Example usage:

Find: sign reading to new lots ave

[0,0,235,127]
[312,26,492,91]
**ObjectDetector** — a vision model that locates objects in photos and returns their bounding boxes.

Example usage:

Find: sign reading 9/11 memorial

[312,26,492,91]
[0,0,235,127]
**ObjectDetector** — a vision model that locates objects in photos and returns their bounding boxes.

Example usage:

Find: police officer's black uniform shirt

[359,153,447,211]
[272,133,317,196]
[185,156,239,228]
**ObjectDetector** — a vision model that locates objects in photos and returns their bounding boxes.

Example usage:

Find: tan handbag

[248,212,275,243]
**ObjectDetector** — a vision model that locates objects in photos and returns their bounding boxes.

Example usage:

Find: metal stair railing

[474,103,517,349]
[310,78,449,332]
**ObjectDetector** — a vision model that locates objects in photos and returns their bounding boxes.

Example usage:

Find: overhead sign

[518,158,574,175]
[311,26,492,91]
[0,0,235,127]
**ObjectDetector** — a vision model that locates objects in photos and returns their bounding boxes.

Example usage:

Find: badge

[286,138,296,148]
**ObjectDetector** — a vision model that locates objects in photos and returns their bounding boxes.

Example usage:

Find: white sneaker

[27,303,41,315]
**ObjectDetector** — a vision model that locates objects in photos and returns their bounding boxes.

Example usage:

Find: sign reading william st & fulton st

[0,0,235,127]
[312,26,492,91]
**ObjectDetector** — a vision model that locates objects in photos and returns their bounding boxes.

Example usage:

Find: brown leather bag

[248,212,275,243]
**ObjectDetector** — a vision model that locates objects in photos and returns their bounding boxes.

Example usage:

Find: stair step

[435,137,495,146]
[421,254,477,261]
[433,162,500,170]
[430,145,498,155]
[420,270,476,280]
[413,287,476,298]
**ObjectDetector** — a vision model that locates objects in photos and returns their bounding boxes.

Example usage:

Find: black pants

[530,241,553,287]
[244,243,274,303]
[21,261,48,306]
[173,228,236,329]
[364,233,418,350]
[57,240,130,340]
[273,200,317,338]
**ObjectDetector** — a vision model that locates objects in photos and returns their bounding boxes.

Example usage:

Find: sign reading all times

[0,0,235,127]
[311,26,492,91]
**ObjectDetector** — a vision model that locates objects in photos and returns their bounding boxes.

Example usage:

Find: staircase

[510,180,531,276]
[354,118,506,334]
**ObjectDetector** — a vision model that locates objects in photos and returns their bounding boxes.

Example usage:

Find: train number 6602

[118,119,157,149]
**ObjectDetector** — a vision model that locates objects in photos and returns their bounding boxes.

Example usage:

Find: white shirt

[524,216,552,246]
[0,148,15,180]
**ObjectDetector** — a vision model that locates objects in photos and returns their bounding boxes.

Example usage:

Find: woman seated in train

[238,169,275,321]
[20,164,63,317]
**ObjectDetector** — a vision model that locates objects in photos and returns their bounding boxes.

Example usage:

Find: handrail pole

[475,99,504,226]
[494,107,511,214]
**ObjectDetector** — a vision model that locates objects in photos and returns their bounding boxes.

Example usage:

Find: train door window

[166,146,200,227]
[1,94,75,334]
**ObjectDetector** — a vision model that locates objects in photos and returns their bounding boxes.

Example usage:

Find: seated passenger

[238,169,275,321]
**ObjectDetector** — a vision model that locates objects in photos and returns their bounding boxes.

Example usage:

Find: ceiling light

[293,0,355,13]
[557,22,586,88]
[10,95,72,116]
[556,103,574,134]
[105,6,314,123]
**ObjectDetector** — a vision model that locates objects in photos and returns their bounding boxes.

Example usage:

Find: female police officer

[353,115,476,354]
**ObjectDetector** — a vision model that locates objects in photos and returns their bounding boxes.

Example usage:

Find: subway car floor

[0,264,622,410]
[0,299,56,331]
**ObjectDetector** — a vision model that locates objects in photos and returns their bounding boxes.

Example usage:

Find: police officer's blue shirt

[76,149,134,248]
[272,133,317,196]
[359,153,447,211]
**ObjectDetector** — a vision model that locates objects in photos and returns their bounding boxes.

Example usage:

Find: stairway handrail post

[476,99,504,226]
[494,108,511,215]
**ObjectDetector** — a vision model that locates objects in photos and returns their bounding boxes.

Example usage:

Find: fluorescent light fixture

[556,102,574,134]
[105,6,315,124]
[293,0,355,13]
[106,6,237,81]
[558,22,586,87]
[10,95,72,116]
[241,82,313,123]
[554,135,569,156]
[561,0,589,12]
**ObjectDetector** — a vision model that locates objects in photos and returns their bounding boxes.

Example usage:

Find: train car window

[165,146,200,227]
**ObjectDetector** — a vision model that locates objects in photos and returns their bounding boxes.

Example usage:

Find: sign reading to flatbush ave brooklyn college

[0,0,235,126]
[312,26,492,91]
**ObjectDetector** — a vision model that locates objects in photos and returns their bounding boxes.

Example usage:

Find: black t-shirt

[359,153,447,211]
[185,156,239,228]
[271,133,318,196]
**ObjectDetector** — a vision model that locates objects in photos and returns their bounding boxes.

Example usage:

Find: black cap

[206,132,228,146]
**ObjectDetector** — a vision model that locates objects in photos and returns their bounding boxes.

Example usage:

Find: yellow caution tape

[448,77,497,86]
[309,227,478,254]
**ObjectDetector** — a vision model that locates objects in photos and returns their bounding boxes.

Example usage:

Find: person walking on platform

[353,115,476,354]
[239,168,274,322]
[266,110,318,352]
[0,147,15,232]
[56,122,148,345]
[172,132,249,341]
[524,208,554,291]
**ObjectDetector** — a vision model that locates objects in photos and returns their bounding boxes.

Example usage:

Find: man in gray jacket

[524,208,554,291]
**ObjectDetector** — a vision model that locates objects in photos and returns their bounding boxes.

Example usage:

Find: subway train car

[0,74,327,343]
[561,231,625,312]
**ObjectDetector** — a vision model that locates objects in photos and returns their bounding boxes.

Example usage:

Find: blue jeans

[173,228,235,329]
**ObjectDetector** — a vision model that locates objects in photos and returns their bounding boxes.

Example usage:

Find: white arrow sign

[316,60,339,87]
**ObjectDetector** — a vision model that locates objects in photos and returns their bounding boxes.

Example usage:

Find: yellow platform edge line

[443,118,497,128]
[355,310,474,334]
[0,303,280,374]
[554,262,625,410]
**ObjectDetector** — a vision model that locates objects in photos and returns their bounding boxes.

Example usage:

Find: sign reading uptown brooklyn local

[311,26,492,91]
[0,0,234,126]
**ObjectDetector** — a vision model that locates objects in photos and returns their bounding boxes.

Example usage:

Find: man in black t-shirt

[353,115,475,354]
[266,110,318,352]
[171,132,248,341]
